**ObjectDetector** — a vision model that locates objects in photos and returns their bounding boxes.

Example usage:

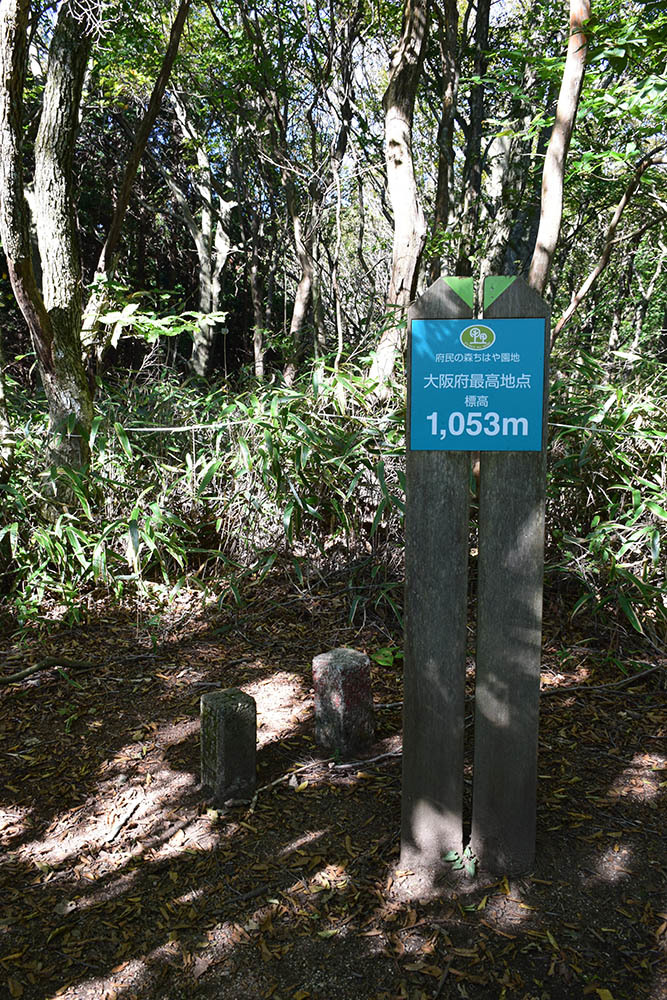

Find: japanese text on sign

[410,319,546,451]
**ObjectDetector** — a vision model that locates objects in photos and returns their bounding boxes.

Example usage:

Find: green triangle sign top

[443,276,474,310]
[484,276,516,310]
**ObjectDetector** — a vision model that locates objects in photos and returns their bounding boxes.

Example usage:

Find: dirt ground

[0,573,665,1000]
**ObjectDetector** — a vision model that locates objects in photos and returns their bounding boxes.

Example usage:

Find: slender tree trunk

[528,0,590,296]
[283,178,315,385]
[629,246,665,355]
[0,0,31,478]
[478,65,538,287]
[608,247,636,353]
[552,147,666,344]
[429,0,459,284]
[0,334,14,480]
[311,239,327,359]
[249,240,266,378]
[369,0,430,392]
[456,0,490,277]
[173,93,232,377]
[658,302,667,363]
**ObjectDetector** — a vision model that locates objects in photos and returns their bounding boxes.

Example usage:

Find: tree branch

[552,148,667,344]
[528,0,590,295]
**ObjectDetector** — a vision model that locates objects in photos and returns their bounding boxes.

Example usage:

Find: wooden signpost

[401,275,550,877]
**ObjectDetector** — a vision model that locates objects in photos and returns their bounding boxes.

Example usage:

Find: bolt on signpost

[401,275,550,878]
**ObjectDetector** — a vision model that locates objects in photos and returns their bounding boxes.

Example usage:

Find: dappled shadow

[0,575,665,999]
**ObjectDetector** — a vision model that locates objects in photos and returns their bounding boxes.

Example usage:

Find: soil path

[1,577,665,1000]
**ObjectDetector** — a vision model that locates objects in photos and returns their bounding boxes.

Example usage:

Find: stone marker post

[312,648,375,759]
[200,688,256,804]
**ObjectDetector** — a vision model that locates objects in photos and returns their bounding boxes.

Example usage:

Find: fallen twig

[248,760,324,813]
[540,663,664,696]
[0,657,97,685]
[332,750,402,770]
[106,796,142,844]
[434,959,453,998]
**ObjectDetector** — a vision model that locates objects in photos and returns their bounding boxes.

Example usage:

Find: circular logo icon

[460,324,495,350]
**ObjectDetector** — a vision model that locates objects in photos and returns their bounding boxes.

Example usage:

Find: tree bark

[528,0,591,296]
[34,4,94,467]
[282,183,315,385]
[0,0,93,469]
[428,0,459,284]
[456,0,490,278]
[629,244,665,355]
[0,0,51,370]
[0,333,14,480]
[0,0,31,478]
[369,0,430,392]
[170,93,232,377]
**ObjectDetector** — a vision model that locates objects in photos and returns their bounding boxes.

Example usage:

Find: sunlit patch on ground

[0,803,31,845]
[245,670,311,748]
[605,751,665,802]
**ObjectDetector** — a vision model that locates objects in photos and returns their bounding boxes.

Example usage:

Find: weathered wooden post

[402,274,549,879]
[401,277,473,873]
[471,276,549,874]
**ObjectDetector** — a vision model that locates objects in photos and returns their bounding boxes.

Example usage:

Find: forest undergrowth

[0,348,665,656]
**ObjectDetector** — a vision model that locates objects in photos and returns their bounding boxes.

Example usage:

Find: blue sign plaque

[410,318,546,451]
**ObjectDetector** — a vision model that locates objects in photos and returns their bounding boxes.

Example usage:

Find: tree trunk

[0,0,92,470]
[34,5,94,467]
[283,178,315,385]
[478,64,538,289]
[629,245,665,356]
[0,334,14,480]
[608,247,636,353]
[456,0,490,277]
[369,0,430,392]
[552,147,666,344]
[658,302,667,363]
[528,0,591,296]
[428,0,459,284]
[249,242,266,379]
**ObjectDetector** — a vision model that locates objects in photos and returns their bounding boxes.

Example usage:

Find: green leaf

[617,592,644,634]
[650,530,660,565]
[89,415,104,450]
[127,519,140,566]
[283,502,295,544]
[197,458,222,496]
[92,541,107,581]
[114,422,133,458]
[56,668,84,690]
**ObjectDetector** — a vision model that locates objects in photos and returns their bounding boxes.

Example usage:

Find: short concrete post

[312,648,375,758]
[200,688,256,804]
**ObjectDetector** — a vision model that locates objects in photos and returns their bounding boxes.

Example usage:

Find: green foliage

[443,844,477,878]
[1,339,665,643]
[0,358,404,628]
[548,350,667,639]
